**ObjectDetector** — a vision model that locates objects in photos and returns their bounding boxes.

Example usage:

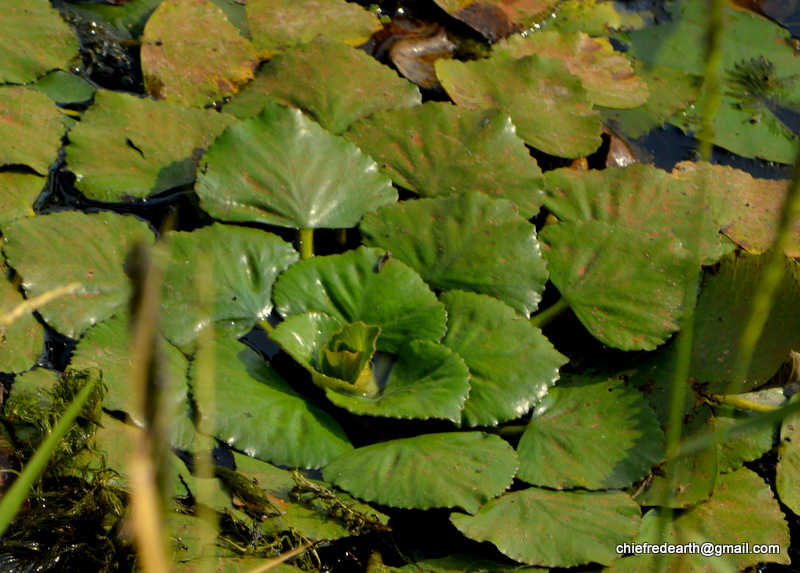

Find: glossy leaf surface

[323,432,518,512]
[361,194,547,316]
[160,223,298,349]
[196,102,396,229]
[190,337,352,468]
[441,291,567,427]
[273,247,446,353]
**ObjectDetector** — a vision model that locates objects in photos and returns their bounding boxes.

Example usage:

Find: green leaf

[673,161,800,257]
[196,102,397,229]
[319,322,380,386]
[517,377,663,490]
[431,0,562,36]
[344,103,544,217]
[436,55,602,158]
[2,211,154,339]
[611,468,790,571]
[325,340,471,422]
[323,432,518,512]
[0,87,65,175]
[451,488,641,567]
[0,0,80,84]
[777,394,800,517]
[715,397,778,474]
[273,247,447,353]
[399,554,545,573]
[544,164,725,266]
[627,0,800,163]
[496,31,648,109]
[0,173,41,224]
[160,223,299,350]
[140,0,259,108]
[0,273,44,374]
[190,337,352,468]
[31,71,96,105]
[689,252,800,393]
[552,0,652,35]
[602,61,702,139]
[247,0,381,58]
[225,36,421,134]
[231,452,389,541]
[541,221,690,351]
[69,315,194,450]
[361,194,547,316]
[65,90,234,202]
[441,291,567,427]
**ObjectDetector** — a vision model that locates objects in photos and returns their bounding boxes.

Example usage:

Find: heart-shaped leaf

[441,291,567,427]
[451,488,641,567]
[344,103,544,217]
[141,0,259,107]
[323,432,518,512]
[190,337,352,468]
[160,223,299,350]
[0,87,65,174]
[541,220,692,351]
[436,55,602,158]
[2,211,154,338]
[517,376,663,490]
[273,247,447,353]
[361,194,547,316]
[65,90,234,202]
[196,102,397,229]
[225,36,421,134]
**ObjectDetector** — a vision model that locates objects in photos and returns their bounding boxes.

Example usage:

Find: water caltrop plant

[1,0,800,571]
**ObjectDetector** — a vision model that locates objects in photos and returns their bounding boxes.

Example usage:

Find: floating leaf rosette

[271,312,471,421]
[0,0,80,84]
[190,337,352,468]
[2,211,154,339]
[140,0,259,108]
[441,291,567,427]
[451,488,641,567]
[273,247,447,353]
[361,194,547,315]
[65,90,234,202]
[225,36,421,134]
[196,102,397,229]
[0,87,65,174]
[247,0,381,59]
[345,103,544,217]
[436,55,602,158]
[323,432,518,512]
[159,223,299,349]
